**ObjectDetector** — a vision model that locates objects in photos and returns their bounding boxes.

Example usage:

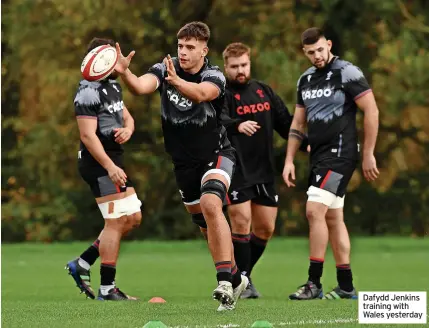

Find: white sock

[100,284,115,295]
[78,258,90,270]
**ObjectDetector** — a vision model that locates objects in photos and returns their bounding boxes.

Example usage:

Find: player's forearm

[173,78,208,103]
[123,114,135,133]
[120,69,153,95]
[363,106,379,155]
[81,134,115,169]
[285,121,306,163]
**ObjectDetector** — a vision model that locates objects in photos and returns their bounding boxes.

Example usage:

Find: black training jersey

[148,57,231,166]
[221,80,294,187]
[74,79,124,166]
[296,57,372,163]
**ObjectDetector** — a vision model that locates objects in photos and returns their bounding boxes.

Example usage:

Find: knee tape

[201,179,227,202]
[191,213,207,229]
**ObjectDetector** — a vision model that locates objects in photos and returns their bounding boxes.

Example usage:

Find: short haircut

[301,27,325,45]
[222,42,251,63]
[177,21,210,42]
[86,37,115,54]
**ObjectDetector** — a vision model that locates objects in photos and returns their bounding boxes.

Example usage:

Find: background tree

[2,0,428,241]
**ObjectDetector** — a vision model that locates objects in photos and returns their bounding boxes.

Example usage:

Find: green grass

[2,237,428,327]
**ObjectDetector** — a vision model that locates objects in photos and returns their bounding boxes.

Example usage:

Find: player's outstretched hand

[107,164,127,187]
[238,121,261,136]
[114,43,135,74]
[362,153,379,181]
[282,161,296,187]
[113,127,133,144]
[164,54,180,85]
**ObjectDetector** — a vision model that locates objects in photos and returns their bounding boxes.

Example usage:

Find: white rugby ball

[81,45,118,81]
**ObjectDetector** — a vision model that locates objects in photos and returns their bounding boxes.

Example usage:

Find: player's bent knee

[306,207,323,221]
[230,214,251,233]
[254,225,275,240]
[192,213,207,229]
[201,179,227,202]
[200,197,221,219]
[130,211,142,228]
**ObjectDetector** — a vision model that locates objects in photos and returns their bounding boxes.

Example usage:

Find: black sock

[337,264,354,292]
[308,257,324,288]
[215,261,232,283]
[79,239,100,266]
[231,264,242,289]
[232,233,250,274]
[100,262,116,286]
[248,233,268,276]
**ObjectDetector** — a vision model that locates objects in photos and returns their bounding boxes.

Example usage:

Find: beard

[314,50,332,68]
[228,73,251,86]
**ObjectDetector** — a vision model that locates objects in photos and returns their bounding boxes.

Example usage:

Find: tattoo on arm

[289,128,306,140]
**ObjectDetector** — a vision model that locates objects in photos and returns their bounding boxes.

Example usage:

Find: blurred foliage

[2,0,429,242]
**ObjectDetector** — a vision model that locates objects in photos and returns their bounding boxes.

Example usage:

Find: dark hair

[177,21,210,42]
[301,27,325,45]
[222,42,251,63]
[86,37,115,54]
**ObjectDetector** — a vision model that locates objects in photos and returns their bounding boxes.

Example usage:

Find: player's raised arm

[164,54,224,103]
[114,43,158,95]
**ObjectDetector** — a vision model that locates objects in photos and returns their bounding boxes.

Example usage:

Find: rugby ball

[81,45,118,81]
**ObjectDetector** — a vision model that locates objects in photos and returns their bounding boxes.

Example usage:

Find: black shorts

[308,158,357,197]
[228,182,278,207]
[174,149,236,205]
[79,164,133,198]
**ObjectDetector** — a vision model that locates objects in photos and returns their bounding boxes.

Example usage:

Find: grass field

[2,237,428,327]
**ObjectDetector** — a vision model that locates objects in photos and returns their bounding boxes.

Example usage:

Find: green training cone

[143,320,167,328]
[251,320,273,328]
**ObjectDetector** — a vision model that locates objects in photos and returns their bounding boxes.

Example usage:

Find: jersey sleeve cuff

[354,89,372,100]
[147,73,160,89]
[76,115,97,120]
[203,81,222,97]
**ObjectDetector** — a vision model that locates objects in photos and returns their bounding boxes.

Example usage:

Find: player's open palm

[114,43,135,74]
[362,153,379,182]
[164,54,179,85]
[238,121,261,136]
[283,161,296,187]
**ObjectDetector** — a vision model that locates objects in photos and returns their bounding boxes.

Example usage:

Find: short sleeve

[341,64,372,100]
[201,68,226,98]
[74,85,100,119]
[147,62,166,88]
[296,75,305,108]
